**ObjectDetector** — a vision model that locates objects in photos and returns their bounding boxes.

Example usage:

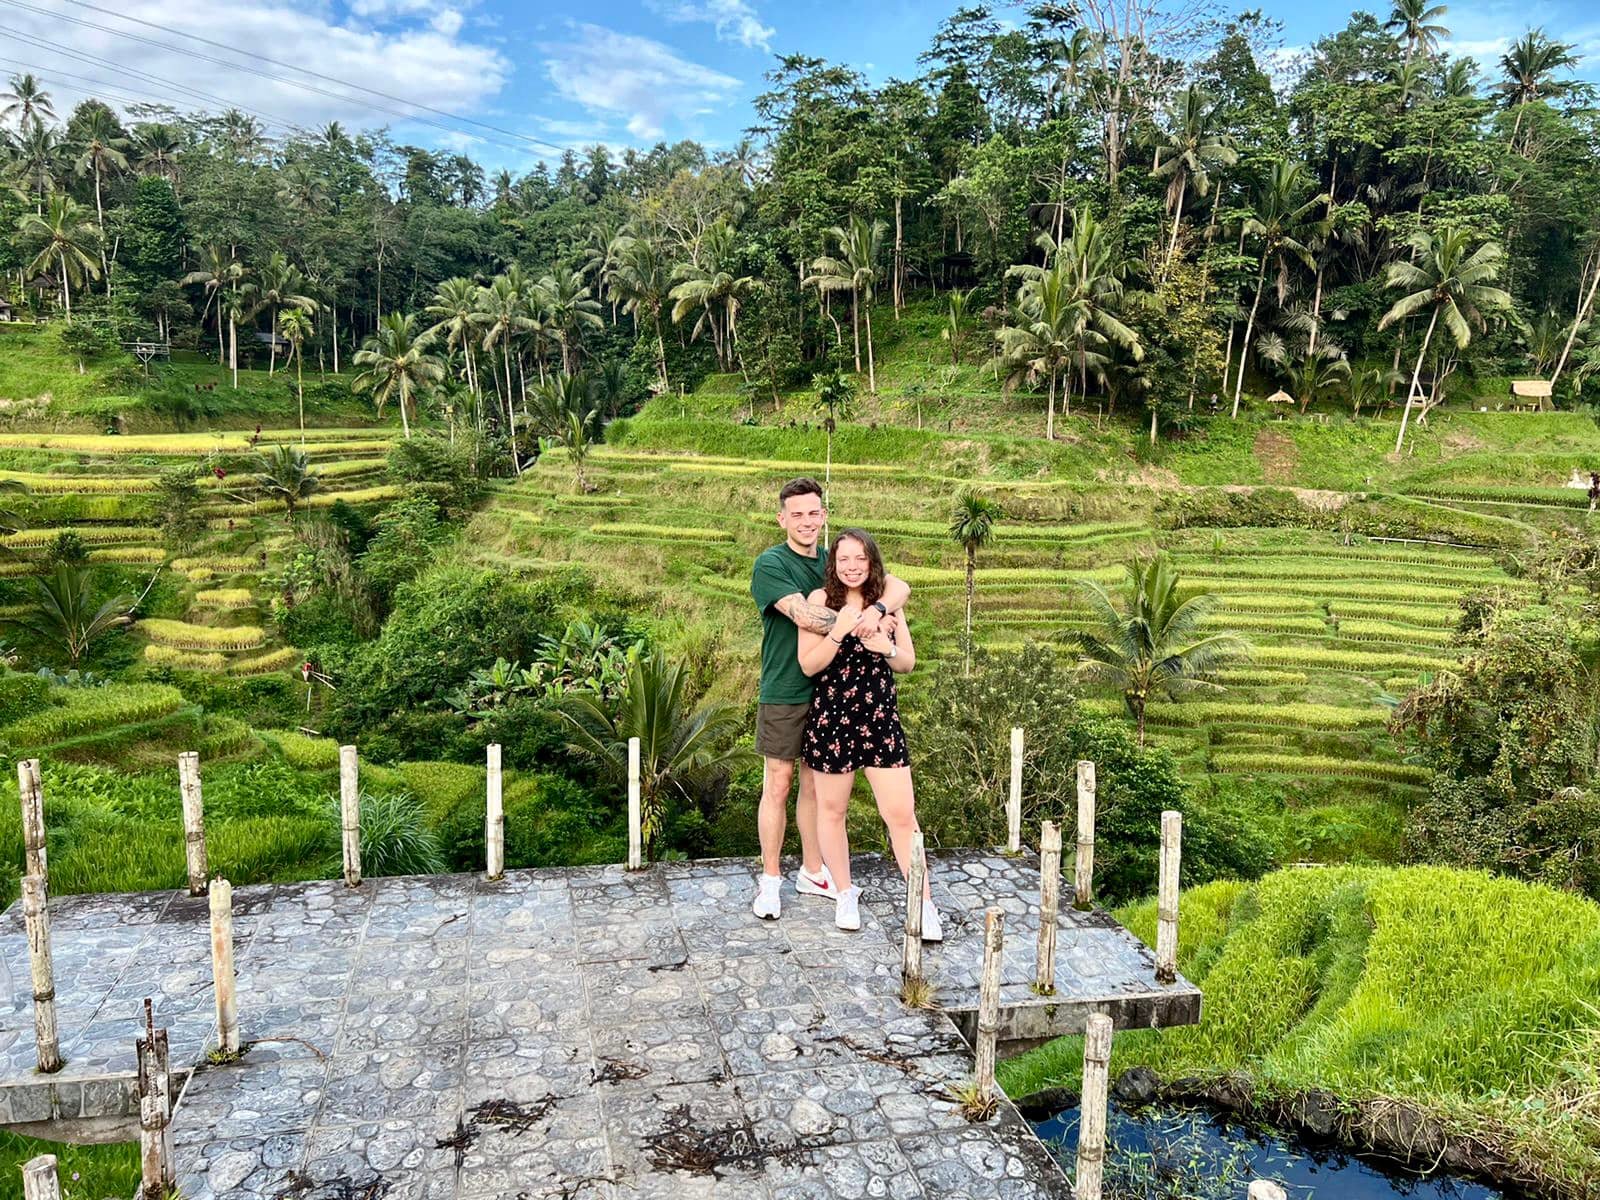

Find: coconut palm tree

[14,119,59,212]
[1150,86,1238,266]
[950,491,1001,676]
[18,195,101,321]
[1497,29,1580,152]
[612,235,673,392]
[71,108,128,284]
[181,246,244,365]
[1232,160,1324,417]
[557,649,753,858]
[475,274,532,471]
[536,268,605,375]
[941,287,973,364]
[669,218,755,373]
[425,277,483,396]
[279,307,314,444]
[253,445,320,520]
[219,283,257,389]
[131,122,183,184]
[255,252,317,376]
[806,215,888,393]
[1379,227,1513,452]
[18,564,131,666]
[996,259,1089,440]
[1066,553,1249,745]
[529,372,603,491]
[352,311,442,439]
[1385,0,1450,69]
[1,74,54,127]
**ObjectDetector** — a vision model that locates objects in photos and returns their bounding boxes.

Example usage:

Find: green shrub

[0,669,51,726]
[325,790,444,877]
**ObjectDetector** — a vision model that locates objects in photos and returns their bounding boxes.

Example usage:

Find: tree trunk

[1395,306,1440,453]
[229,317,237,389]
[963,546,976,676]
[297,354,305,445]
[850,289,862,373]
[1150,404,1158,445]
[1551,251,1600,391]
[398,384,411,439]
[864,305,876,394]
[58,249,71,321]
[332,308,340,374]
[1164,176,1187,268]
[1308,264,1325,361]
[268,305,277,375]
[502,342,521,475]
[93,166,109,287]
[1046,371,1056,440]
[1232,252,1269,418]
[893,194,904,315]
[654,311,669,391]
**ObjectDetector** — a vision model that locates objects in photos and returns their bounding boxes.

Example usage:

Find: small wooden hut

[1509,380,1553,412]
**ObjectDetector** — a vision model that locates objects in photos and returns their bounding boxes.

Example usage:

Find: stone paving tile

[694,951,820,1013]
[173,1130,308,1200]
[577,917,688,966]
[175,1055,327,1138]
[603,1077,771,1200]
[736,1063,893,1147]
[234,1000,346,1060]
[236,947,356,1002]
[456,1088,610,1199]
[364,876,473,942]
[683,917,793,960]
[337,988,467,1052]
[582,960,704,1024]
[250,880,373,948]
[463,1034,593,1105]
[590,1012,725,1085]
[573,874,672,924]
[473,940,575,978]
[764,1137,926,1200]
[300,1117,461,1199]
[850,1056,974,1138]
[350,939,468,994]
[469,976,587,1039]
[712,1002,846,1077]
[319,1043,464,1126]
[896,1111,1073,1200]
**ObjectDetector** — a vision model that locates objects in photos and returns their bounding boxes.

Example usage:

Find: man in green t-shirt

[749,477,909,919]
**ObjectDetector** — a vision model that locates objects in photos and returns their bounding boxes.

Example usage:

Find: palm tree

[940,287,973,365]
[181,246,244,366]
[255,252,317,376]
[72,108,128,283]
[253,445,320,520]
[279,307,314,444]
[18,195,101,321]
[1,74,54,127]
[613,236,673,392]
[1379,228,1513,452]
[536,269,605,375]
[475,274,532,471]
[529,373,603,491]
[131,122,183,184]
[1032,207,1145,410]
[806,215,888,393]
[669,219,756,373]
[950,491,1001,676]
[14,119,60,212]
[1497,29,1580,152]
[1066,554,1249,745]
[1232,160,1324,417]
[557,649,752,859]
[1150,86,1238,267]
[425,277,483,396]
[219,283,256,389]
[352,311,442,439]
[996,258,1087,440]
[1287,350,1352,414]
[1385,0,1450,69]
[19,564,132,665]
[1348,365,1399,417]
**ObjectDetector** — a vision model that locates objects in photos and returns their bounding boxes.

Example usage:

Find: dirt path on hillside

[1254,427,1299,483]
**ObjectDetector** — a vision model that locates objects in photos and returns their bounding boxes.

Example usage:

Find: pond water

[1034,1101,1504,1200]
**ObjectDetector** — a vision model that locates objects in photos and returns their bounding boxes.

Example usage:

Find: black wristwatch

[872,602,888,616]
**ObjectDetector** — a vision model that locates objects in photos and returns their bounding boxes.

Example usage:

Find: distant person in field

[797,528,940,940]
[749,478,908,920]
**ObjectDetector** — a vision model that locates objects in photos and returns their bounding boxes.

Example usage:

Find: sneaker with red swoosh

[794,863,836,897]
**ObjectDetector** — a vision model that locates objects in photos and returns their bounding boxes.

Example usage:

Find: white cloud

[646,0,774,52]
[538,22,741,141]
[430,10,465,38]
[0,0,510,138]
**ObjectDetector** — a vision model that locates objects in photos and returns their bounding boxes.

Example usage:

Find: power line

[0,0,564,156]
[0,54,279,125]
[56,0,567,155]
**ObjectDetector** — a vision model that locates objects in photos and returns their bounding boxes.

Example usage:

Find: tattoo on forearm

[776,594,837,634]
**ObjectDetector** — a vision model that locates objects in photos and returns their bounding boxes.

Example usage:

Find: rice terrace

[1,0,1599,1197]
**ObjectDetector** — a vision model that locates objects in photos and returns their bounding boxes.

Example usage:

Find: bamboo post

[339,745,361,887]
[1156,810,1182,984]
[209,878,239,1057]
[485,743,504,881]
[1074,1013,1114,1200]
[626,736,643,871]
[901,832,925,991]
[18,759,46,881]
[178,751,208,896]
[1073,759,1097,911]
[973,906,1004,1103]
[1034,821,1062,995]
[20,875,60,1074]
[136,1001,174,1200]
[1006,727,1023,853]
[21,1155,60,1200]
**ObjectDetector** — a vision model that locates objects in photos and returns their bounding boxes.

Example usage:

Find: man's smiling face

[778,492,826,552]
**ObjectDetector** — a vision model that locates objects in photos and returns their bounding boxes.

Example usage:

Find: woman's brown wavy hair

[823,528,886,611]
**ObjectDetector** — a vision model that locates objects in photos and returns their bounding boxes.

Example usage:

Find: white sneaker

[752,873,782,920]
[795,863,836,898]
[920,898,944,943]
[835,885,862,932]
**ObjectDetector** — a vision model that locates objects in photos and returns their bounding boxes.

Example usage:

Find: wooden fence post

[339,745,361,887]
[1074,760,1097,910]
[901,832,925,995]
[209,878,239,1057]
[1006,727,1023,853]
[1075,1012,1114,1200]
[178,751,208,896]
[136,1001,174,1200]
[21,1155,60,1200]
[20,875,60,1073]
[1156,810,1182,984]
[973,906,1004,1103]
[485,743,504,881]
[626,736,643,870]
[1034,821,1062,995]
[18,759,46,881]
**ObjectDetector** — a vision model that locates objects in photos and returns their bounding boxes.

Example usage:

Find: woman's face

[833,537,872,590]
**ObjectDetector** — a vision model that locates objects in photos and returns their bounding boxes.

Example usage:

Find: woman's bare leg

[863,766,931,900]
[812,769,857,893]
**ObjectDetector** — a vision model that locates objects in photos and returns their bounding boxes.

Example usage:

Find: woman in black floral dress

[797,528,939,939]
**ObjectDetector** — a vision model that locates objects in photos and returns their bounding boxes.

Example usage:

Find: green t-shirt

[751,542,828,705]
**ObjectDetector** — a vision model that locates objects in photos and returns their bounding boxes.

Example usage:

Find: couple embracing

[748,477,941,940]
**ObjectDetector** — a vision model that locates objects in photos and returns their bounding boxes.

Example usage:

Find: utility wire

[0,54,277,124]
[56,0,566,154]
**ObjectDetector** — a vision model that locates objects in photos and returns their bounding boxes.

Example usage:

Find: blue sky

[2,0,1597,172]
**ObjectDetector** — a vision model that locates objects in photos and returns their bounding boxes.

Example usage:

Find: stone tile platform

[1,851,1200,1198]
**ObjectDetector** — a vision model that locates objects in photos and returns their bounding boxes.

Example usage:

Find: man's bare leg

[760,756,824,878]
[794,763,824,876]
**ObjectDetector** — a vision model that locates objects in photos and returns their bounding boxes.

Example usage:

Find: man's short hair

[778,477,825,509]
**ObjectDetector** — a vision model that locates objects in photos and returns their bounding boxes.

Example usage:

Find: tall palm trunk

[893,195,904,314]
[229,316,238,389]
[654,311,669,391]
[296,351,305,445]
[1046,371,1056,441]
[1232,251,1269,418]
[1552,252,1600,391]
[850,290,862,372]
[864,305,876,394]
[93,166,109,287]
[501,341,521,475]
[1164,176,1187,268]
[268,305,278,375]
[58,248,72,321]
[398,384,411,439]
[331,309,339,373]
[963,546,977,676]
[1395,305,1440,453]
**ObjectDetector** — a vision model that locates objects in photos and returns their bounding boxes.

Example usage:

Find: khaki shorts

[755,702,810,760]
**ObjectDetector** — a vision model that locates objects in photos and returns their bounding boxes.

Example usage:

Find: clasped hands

[833,604,898,656]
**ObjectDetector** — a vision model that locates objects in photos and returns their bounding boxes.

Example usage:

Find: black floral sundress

[803,630,910,773]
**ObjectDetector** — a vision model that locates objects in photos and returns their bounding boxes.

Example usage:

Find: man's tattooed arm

[774,592,837,635]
